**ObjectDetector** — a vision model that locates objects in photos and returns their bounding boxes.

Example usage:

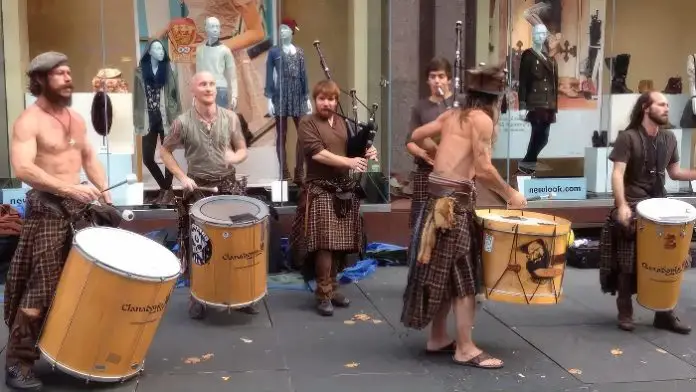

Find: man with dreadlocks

[599,91,694,334]
[403,63,526,369]
[160,71,259,319]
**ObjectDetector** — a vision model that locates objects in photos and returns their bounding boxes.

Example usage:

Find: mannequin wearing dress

[195,16,238,109]
[264,24,312,183]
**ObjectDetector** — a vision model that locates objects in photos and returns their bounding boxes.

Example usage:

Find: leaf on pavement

[344,362,360,368]
[184,357,201,364]
[568,368,582,375]
[344,320,356,325]
[240,337,253,343]
[656,348,668,354]
[202,353,214,361]
[353,313,371,321]
[611,348,623,356]
[372,319,383,324]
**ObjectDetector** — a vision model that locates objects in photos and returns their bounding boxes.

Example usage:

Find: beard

[44,85,72,107]
[316,108,333,120]
[648,110,669,126]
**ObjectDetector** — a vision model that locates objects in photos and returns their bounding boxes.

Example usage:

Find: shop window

[2,0,391,210]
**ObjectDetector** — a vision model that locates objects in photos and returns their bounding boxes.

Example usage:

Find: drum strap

[632,128,667,198]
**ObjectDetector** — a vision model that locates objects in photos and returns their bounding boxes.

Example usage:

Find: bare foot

[453,348,504,369]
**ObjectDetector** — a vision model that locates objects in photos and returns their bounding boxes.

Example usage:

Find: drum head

[636,198,696,224]
[74,227,181,280]
[190,195,270,226]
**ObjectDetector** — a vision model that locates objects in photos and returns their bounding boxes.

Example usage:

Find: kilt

[401,176,481,330]
[290,177,364,282]
[3,191,88,328]
[175,173,247,274]
[599,205,638,295]
[409,163,432,229]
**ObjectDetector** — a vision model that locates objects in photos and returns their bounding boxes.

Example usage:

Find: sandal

[452,351,504,369]
[425,341,456,355]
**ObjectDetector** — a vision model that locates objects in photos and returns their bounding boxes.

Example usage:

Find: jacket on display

[133,39,182,136]
[517,48,558,112]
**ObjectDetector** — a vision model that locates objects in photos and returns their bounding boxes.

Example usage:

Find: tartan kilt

[290,179,364,281]
[401,193,481,330]
[175,174,246,275]
[409,164,432,229]
[599,206,637,295]
[4,191,87,327]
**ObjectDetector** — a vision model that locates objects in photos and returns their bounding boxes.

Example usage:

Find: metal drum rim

[189,194,270,227]
[39,348,143,383]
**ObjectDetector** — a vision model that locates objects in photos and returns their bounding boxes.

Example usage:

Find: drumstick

[102,174,138,193]
[527,192,557,202]
[197,186,219,193]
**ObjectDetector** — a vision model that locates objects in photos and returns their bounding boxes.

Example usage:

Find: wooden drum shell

[476,209,571,305]
[189,199,269,309]
[636,217,693,311]
[38,241,177,382]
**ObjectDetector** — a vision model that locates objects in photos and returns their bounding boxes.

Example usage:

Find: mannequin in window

[517,23,558,175]
[196,16,237,110]
[265,24,312,183]
[133,40,182,204]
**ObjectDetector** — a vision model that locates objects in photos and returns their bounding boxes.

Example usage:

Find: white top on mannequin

[196,16,238,110]
[519,24,549,120]
[267,25,312,116]
[688,54,696,114]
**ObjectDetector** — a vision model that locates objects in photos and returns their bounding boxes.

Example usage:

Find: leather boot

[654,311,692,335]
[609,54,633,94]
[616,297,634,331]
[315,253,334,316]
[188,297,207,320]
[5,310,44,390]
[330,259,350,308]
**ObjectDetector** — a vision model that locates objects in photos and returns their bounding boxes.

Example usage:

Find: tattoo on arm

[162,120,184,151]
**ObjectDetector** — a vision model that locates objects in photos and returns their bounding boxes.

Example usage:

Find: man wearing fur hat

[402,63,526,369]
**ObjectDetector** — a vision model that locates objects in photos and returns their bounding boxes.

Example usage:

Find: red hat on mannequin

[281,17,299,34]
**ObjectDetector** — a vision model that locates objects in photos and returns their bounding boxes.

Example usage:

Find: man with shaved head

[160,71,257,319]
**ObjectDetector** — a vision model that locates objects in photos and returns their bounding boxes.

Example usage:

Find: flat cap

[27,51,68,75]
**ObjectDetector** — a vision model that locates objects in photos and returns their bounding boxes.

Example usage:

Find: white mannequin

[196,17,238,110]
[519,24,549,120]
[688,54,696,114]
[267,25,312,116]
[150,41,165,77]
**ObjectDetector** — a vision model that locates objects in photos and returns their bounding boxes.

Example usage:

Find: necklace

[38,104,74,146]
[194,103,217,131]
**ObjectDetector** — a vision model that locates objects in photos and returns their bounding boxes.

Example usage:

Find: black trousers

[142,124,173,190]
[522,121,551,163]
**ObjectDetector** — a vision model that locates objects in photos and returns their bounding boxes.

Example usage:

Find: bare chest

[36,122,82,155]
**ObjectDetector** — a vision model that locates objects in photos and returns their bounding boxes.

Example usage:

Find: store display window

[0,0,390,210]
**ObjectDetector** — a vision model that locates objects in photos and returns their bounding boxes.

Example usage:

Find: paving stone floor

[1,267,696,391]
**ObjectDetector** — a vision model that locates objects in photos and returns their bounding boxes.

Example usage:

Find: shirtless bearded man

[402,64,526,369]
[160,71,259,319]
[5,52,113,390]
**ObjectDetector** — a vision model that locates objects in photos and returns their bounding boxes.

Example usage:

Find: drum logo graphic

[519,239,563,283]
[190,223,212,266]
[663,234,677,250]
